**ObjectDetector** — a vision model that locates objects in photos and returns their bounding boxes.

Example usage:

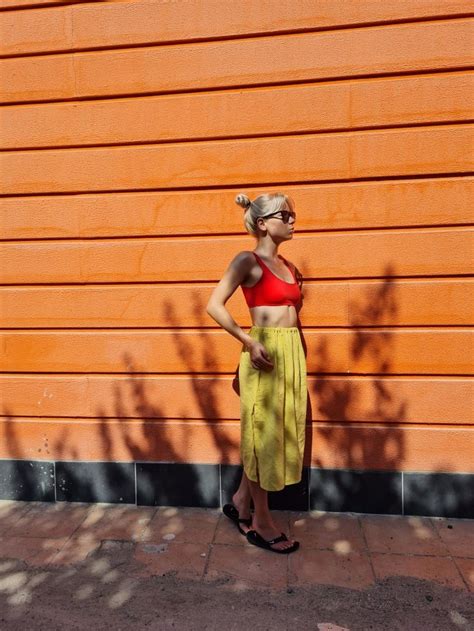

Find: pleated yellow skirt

[239,326,307,492]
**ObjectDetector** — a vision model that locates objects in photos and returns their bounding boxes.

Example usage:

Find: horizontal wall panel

[2,72,473,150]
[1,229,472,284]
[0,329,472,374]
[2,279,473,327]
[2,19,473,103]
[1,375,472,425]
[0,418,472,473]
[0,0,78,9]
[3,0,473,56]
[1,178,472,239]
[0,5,72,55]
[311,424,474,472]
[0,417,242,464]
[1,54,76,103]
[1,125,472,195]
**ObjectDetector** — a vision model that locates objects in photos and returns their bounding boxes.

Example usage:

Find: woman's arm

[206,251,255,349]
[208,252,275,373]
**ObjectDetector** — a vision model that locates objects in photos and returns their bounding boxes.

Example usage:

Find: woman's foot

[231,492,252,534]
[250,520,296,551]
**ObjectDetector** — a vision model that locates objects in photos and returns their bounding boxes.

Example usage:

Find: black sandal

[246,529,299,554]
[222,503,252,536]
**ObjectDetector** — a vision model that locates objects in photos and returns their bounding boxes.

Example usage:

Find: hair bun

[235,193,251,210]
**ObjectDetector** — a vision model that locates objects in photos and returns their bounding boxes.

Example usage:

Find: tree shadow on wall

[3,291,241,509]
[4,259,469,517]
[0,314,236,510]
[309,262,406,513]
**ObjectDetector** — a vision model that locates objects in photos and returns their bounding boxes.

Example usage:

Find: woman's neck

[254,244,279,260]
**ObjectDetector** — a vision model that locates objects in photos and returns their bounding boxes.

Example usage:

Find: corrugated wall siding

[0,1,473,509]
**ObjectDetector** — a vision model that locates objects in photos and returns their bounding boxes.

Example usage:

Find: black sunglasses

[262,210,296,224]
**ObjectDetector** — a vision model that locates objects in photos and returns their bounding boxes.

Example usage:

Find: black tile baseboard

[56,461,135,504]
[403,472,474,519]
[137,462,220,508]
[309,468,403,515]
[0,460,55,502]
[0,459,472,518]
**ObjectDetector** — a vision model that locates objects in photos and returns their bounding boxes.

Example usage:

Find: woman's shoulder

[231,250,256,264]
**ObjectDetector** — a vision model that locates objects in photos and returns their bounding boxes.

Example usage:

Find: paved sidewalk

[0,500,473,630]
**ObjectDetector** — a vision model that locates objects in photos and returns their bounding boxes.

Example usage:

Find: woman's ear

[255,216,265,232]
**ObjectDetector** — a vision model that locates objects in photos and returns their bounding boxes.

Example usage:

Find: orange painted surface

[1,179,472,239]
[1,279,473,327]
[1,375,472,426]
[1,229,473,283]
[0,418,472,474]
[2,73,473,150]
[2,126,473,194]
[2,1,472,56]
[2,19,473,103]
[1,329,472,375]
[1,4,473,473]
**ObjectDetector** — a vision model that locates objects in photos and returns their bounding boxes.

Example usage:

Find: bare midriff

[249,305,298,327]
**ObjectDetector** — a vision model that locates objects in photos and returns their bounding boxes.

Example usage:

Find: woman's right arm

[206,251,255,349]
[207,252,274,371]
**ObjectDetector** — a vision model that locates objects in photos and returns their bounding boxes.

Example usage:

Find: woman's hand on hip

[249,341,274,371]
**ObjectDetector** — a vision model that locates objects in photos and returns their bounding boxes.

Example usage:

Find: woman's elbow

[206,300,219,315]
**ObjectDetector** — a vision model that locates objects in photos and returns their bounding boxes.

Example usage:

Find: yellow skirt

[239,326,307,492]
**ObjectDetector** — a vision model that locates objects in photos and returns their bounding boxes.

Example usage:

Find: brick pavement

[0,500,472,594]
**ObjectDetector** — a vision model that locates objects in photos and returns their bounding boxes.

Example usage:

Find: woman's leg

[245,473,297,551]
[231,468,252,533]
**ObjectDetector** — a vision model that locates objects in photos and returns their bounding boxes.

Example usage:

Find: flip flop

[222,503,252,536]
[246,529,299,554]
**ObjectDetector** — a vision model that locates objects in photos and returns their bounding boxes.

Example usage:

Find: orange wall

[1,0,473,474]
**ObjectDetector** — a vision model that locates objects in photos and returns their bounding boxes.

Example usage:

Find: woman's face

[257,203,296,240]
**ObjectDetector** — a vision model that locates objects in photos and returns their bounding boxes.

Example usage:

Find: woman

[206,192,307,554]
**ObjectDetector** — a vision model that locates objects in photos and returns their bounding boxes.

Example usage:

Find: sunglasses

[262,210,296,224]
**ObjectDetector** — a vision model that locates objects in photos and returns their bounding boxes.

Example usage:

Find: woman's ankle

[251,515,276,530]
[232,491,251,505]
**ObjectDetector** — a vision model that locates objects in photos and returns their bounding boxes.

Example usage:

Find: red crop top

[241,252,301,308]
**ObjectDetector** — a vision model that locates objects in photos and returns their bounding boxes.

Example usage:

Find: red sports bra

[241,252,301,308]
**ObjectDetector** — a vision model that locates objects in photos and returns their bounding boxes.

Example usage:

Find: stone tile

[288,548,374,590]
[0,500,33,535]
[132,541,208,580]
[431,517,474,558]
[5,501,90,538]
[214,514,252,547]
[455,558,474,592]
[74,503,156,542]
[0,535,69,567]
[371,553,466,590]
[47,533,103,566]
[139,506,219,545]
[204,542,288,591]
[360,514,449,556]
[289,511,366,553]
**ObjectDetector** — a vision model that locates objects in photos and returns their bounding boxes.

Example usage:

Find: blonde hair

[235,192,295,236]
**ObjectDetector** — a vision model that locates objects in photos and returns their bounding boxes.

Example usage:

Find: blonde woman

[206,192,307,554]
